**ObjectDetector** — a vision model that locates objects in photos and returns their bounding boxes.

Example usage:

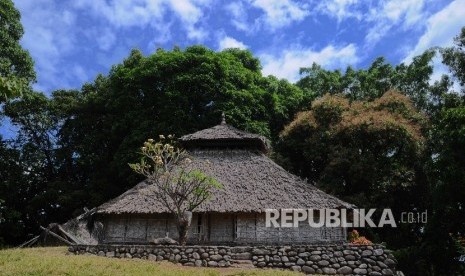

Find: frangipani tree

[129,135,221,245]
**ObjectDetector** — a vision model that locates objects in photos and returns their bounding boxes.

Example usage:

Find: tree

[441,26,465,90]
[55,46,301,208]
[276,91,428,247]
[0,90,89,245]
[0,0,35,100]
[0,140,26,245]
[296,51,441,113]
[400,27,465,275]
[419,101,465,275]
[129,136,221,245]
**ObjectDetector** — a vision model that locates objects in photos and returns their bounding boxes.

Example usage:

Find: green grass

[0,247,305,276]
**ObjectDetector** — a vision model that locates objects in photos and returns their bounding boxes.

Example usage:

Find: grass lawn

[0,247,307,276]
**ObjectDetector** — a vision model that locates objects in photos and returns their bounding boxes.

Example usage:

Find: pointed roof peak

[221,112,226,125]
[179,116,269,152]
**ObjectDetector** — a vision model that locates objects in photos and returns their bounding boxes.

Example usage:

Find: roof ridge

[179,121,269,152]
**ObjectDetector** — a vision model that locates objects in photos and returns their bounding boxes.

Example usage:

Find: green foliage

[0,46,302,246]
[0,75,27,100]
[129,136,222,212]
[0,0,35,100]
[418,104,465,275]
[59,46,301,204]
[0,140,26,245]
[297,51,443,113]
[0,90,90,245]
[400,27,465,275]
[276,91,428,249]
[441,27,465,89]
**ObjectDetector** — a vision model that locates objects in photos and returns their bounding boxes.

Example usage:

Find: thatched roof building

[95,117,352,245]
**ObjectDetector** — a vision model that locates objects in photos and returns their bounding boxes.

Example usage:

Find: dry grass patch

[0,247,306,276]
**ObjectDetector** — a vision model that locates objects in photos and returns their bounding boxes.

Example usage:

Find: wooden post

[39,226,74,245]
[254,213,257,242]
[17,235,39,248]
[233,214,237,242]
[145,219,149,242]
[123,216,128,243]
[207,214,211,243]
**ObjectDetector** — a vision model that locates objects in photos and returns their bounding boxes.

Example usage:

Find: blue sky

[11,0,465,94]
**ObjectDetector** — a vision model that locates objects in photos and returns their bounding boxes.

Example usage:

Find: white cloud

[428,55,462,92]
[73,0,164,28]
[225,1,251,32]
[72,65,89,84]
[73,0,209,41]
[15,0,79,91]
[186,27,208,41]
[317,0,361,22]
[381,0,424,26]
[260,44,359,82]
[147,22,174,51]
[218,36,248,50]
[315,0,427,47]
[429,55,448,83]
[401,0,465,92]
[403,0,465,63]
[96,28,117,51]
[364,0,426,48]
[168,0,209,40]
[251,0,310,30]
[169,0,202,24]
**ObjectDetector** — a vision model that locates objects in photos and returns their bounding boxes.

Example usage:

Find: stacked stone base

[69,244,398,275]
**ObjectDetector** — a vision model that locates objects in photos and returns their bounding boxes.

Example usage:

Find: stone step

[230,260,255,269]
[230,252,252,260]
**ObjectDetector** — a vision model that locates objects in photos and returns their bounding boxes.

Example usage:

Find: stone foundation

[69,244,398,275]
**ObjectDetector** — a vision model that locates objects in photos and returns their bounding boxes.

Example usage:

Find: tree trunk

[177,218,189,245]
[176,211,192,245]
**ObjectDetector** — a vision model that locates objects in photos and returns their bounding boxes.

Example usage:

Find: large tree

[276,91,428,247]
[423,102,465,275]
[0,0,35,100]
[408,27,465,275]
[57,46,302,206]
[0,90,88,245]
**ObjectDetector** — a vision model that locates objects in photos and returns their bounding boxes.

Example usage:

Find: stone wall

[69,244,398,275]
[102,214,346,244]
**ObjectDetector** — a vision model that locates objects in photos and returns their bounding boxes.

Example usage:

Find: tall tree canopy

[276,91,426,205]
[65,46,302,202]
[1,91,87,244]
[0,0,35,100]
[412,28,465,275]
[297,50,450,114]
[275,91,428,250]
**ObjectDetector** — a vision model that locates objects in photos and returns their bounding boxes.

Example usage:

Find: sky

[11,0,465,94]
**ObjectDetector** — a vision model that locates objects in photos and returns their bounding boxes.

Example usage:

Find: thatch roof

[179,118,269,152]
[97,149,353,215]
